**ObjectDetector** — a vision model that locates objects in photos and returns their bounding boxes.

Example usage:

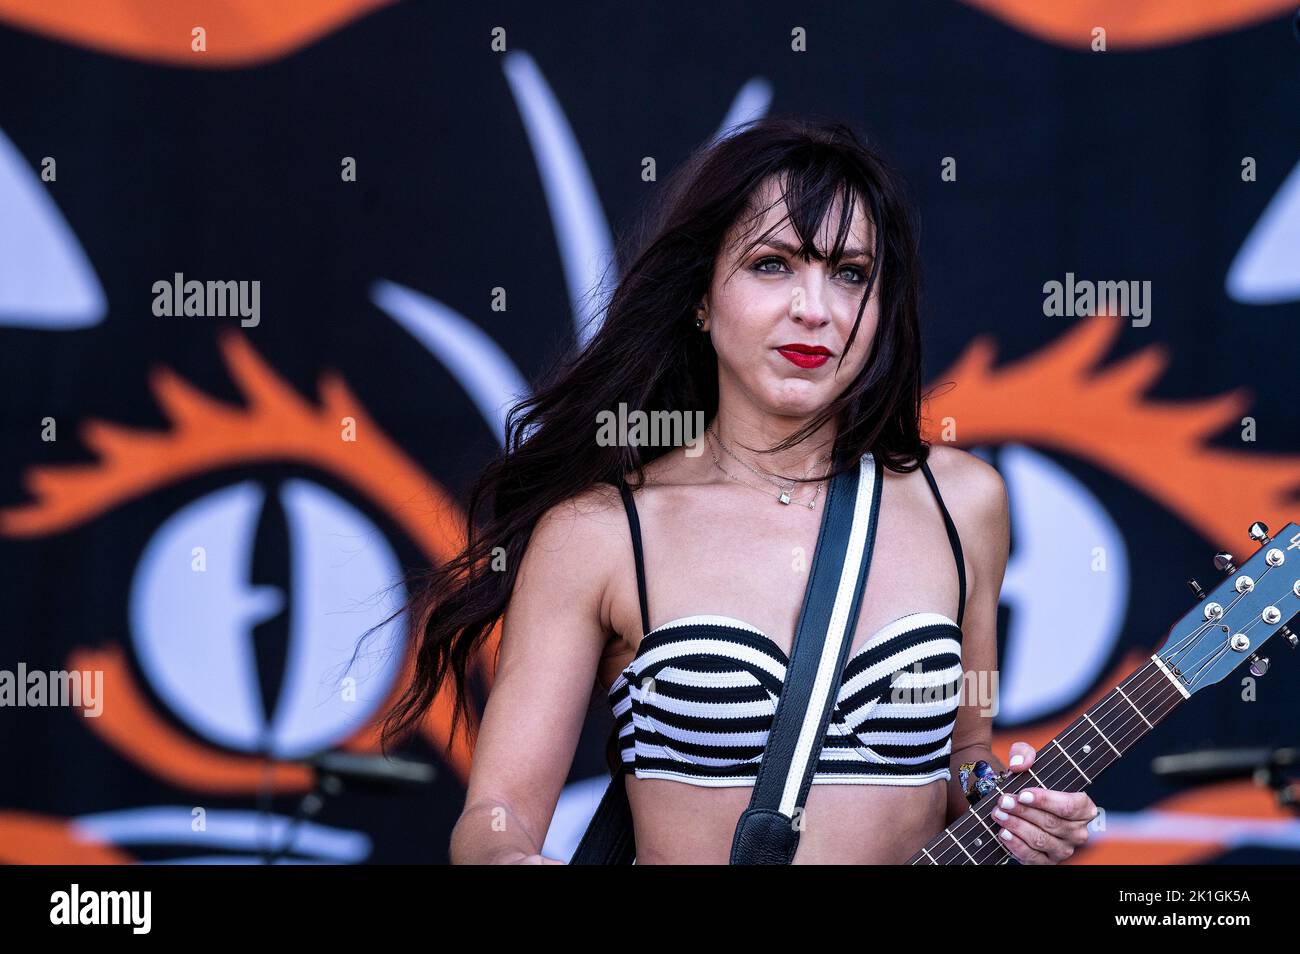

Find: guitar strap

[571,448,884,865]
[730,448,884,863]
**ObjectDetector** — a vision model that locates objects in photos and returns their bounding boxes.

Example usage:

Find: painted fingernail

[1000,795,1015,810]
[1000,828,1014,841]
[1019,790,1035,804]
[1009,754,1024,767]
[993,808,1008,821]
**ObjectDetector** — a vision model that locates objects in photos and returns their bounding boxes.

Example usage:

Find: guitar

[910,520,1300,864]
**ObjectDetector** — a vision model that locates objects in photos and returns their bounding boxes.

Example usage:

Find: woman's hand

[990,741,1097,864]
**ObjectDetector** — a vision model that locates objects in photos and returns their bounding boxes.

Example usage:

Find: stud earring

[694,316,705,330]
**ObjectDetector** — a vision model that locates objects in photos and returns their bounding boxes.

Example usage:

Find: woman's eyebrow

[760,238,873,260]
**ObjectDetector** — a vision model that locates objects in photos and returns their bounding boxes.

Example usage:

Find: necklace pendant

[778,490,792,505]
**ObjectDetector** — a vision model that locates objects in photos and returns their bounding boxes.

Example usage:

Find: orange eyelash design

[0,332,488,790]
[962,0,1294,50]
[922,311,1300,549]
[0,0,394,68]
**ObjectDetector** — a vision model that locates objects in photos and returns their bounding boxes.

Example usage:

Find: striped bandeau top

[605,456,968,788]
[606,611,964,787]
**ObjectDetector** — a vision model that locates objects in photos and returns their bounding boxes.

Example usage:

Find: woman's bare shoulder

[922,444,1010,589]
[516,482,633,633]
[535,448,697,550]
[532,481,628,551]
[923,444,1006,518]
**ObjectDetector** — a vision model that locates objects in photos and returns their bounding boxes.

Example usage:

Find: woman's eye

[753,256,865,283]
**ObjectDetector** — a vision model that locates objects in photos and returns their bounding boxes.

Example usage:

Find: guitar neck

[909,655,1191,864]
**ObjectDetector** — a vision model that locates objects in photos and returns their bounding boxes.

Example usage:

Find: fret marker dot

[1082,744,1091,755]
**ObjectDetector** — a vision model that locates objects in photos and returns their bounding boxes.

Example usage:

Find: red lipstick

[775,343,832,369]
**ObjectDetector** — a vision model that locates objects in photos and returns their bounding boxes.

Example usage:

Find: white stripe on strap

[777,457,877,816]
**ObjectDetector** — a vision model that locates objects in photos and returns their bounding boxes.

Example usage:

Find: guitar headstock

[1155,521,1300,697]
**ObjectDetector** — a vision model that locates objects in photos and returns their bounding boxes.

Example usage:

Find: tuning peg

[1187,579,1206,601]
[1213,552,1237,574]
[1282,625,1298,650]
[1249,653,1270,676]
[1248,522,1271,546]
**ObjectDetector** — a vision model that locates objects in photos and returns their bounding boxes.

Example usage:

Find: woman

[381,115,1098,864]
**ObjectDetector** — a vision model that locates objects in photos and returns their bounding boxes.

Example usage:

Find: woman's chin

[725,369,835,420]
[758,391,831,420]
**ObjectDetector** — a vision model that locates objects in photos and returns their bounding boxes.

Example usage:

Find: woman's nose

[789,276,831,326]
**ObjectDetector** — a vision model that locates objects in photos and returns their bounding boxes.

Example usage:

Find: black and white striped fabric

[607,452,967,788]
[573,450,970,863]
[608,611,963,785]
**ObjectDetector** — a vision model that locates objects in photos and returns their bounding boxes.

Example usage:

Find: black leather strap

[569,764,636,865]
[730,449,884,864]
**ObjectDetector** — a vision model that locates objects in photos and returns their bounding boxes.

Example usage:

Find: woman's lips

[777,347,830,369]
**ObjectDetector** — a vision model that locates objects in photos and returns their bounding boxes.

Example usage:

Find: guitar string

[1166,565,1290,692]
[939,571,1297,862]
[916,656,1178,863]
[918,613,1224,864]
[916,659,1182,863]
[918,580,1297,864]
[962,593,1294,865]
[1144,567,1269,670]
[919,601,1257,865]
[960,596,1286,866]
[936,611,1264,867]
[975,669,1185,863]
[927,663,1185,864]
[1153,587,1250,666]
[1181,601,1278,690]
[1165,563,1275,682]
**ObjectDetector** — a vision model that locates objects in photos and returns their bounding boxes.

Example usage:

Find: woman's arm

[449,486,624,864]
[930,447,1011,827]
[934,448,1097,861]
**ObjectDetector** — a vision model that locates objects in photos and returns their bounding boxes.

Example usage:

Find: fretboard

[909,656,1189,864]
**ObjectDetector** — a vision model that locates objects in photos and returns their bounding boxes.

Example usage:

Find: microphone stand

[259,751,437,863]
[1151,746,1299,818]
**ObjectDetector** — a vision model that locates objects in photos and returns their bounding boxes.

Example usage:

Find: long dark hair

[376,113,934,756]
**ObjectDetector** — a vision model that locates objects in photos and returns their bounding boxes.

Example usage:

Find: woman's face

[701,177,880,423]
